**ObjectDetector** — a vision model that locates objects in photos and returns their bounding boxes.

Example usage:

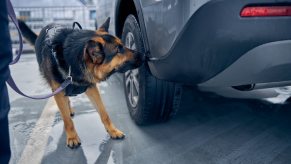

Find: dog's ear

[99,17,110,32]
[85,40,105,64]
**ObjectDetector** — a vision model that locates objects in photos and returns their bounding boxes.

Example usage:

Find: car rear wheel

[122,14,182,125]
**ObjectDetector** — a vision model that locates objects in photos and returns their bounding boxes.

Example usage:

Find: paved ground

[8,54,291,164]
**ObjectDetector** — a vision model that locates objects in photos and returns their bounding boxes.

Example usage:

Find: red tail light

[241,6,291,17]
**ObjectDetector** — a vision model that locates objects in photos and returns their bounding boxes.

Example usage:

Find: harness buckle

[67,75,73,83]
[67,66,73,83]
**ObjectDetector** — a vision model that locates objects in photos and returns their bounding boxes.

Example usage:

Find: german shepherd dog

[18,18,144,148]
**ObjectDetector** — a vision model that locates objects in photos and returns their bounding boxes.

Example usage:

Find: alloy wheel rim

[125,32,139,108]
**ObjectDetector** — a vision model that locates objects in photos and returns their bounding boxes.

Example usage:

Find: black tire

[122,15,182,125]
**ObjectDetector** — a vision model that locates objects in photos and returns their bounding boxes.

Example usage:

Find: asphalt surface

[8,54,291,164]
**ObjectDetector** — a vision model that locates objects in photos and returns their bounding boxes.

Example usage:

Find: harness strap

[5,0,76,99]
[72,22,82,30]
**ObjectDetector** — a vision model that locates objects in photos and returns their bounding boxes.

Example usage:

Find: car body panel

[140,0,210,59]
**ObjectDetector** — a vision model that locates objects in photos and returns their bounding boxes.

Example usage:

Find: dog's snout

[132,50,145,65]
[114,49,145,73]
[137,51,146,62]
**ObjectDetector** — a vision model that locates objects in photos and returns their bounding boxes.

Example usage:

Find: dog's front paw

[67,134,81,149]
[108,128,125,139]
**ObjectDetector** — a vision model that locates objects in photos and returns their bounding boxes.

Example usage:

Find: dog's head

[84,18,144,82]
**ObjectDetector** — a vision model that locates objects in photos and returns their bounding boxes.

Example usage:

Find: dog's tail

[18,19,37,45]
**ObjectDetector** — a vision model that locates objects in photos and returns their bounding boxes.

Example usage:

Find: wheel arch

[115,0,150,54]
[115,0,138,38]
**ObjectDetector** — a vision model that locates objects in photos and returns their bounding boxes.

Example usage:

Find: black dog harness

[45,22,92,96]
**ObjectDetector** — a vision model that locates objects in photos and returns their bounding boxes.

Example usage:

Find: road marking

[19,98,58,164]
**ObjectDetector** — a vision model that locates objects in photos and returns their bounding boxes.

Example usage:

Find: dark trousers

[0,0,13,163]
[0,115,11,164]
[0,83,11,164]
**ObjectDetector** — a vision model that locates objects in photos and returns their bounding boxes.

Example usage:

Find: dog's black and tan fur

[19,18,143,148]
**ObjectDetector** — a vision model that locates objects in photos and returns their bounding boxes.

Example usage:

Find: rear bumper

[199,40,291,87]
[148,0,291,85]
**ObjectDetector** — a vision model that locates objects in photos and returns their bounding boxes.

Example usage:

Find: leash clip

[67,75,73,83]
[67,66,73,83]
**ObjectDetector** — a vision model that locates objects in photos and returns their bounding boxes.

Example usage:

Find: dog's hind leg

[51,81,81,148]
[85,85,125,139]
